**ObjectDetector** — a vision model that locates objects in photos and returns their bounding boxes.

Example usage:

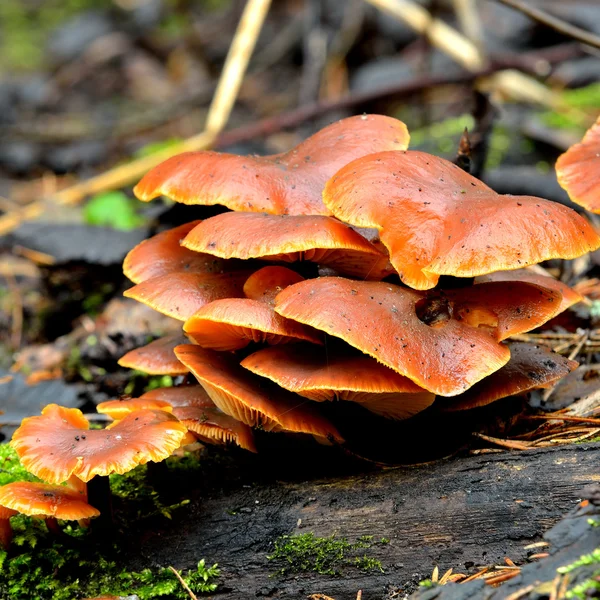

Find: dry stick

[495,0,600,52]
[168,566,198,600]
[453,0,486,59]
[363,0,559,107]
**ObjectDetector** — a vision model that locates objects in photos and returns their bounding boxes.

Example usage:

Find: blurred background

[1,0,599,439]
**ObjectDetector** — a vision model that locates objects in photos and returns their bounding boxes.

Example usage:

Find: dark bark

[133,442,600,600]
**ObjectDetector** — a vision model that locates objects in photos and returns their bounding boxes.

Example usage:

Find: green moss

[0,444,41,486]
[557,546,600,600]
[538,83,600,133]
[268,532,387,577]
[558,548,600,574]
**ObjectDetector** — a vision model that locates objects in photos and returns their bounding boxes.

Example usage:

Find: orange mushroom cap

[323,150,600,290]
[123,270,251,321]
[556,116,600,213]
[274,278,562,396]
[182,212,392,280]
[100,387,256,452]
[184,267,322,351]
[241,345,435,420]
[134,114,409,215]
[123,221,234,284]
[443,342,578,411]
[11,404,187,483]
[174,344,343,442]
[117,334,190,375]
[475,268,582,314]
[0,481,100,520]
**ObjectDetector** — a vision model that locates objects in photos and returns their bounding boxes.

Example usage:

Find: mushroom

[274,278,563,396]
[123,270,251,321]
[184,267,322,351]
[0,506,17,549]
[123,220,233,284]
[98,387,256,452]
[133,114,410,215]
[323,150,600,290]
[556,116,600,212]
[475,268,583,314]
[241,344,435,420]
[442,342,578,411]
[182,213,392,280]
[11,404,187,517]
[174,344,343,443]
[117,334,190,375]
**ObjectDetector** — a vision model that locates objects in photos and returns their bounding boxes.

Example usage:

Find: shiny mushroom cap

[134,114,410,215]
[123,221,233,284]
[182,213,392,280]
[117,334,190,375]
[241,345,435,420]
[123,270,251,321]
[443,342,578,411]
[174,344,343,442]
[0,481,100,520]
[274,278,563,396]
[184,267,322,351]
[324,150,600,290]
[556,116,600,212]
[11,404,187,483]
[96,397,174,420]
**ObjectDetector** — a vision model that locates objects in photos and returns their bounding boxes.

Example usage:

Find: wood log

[134,442,600,599]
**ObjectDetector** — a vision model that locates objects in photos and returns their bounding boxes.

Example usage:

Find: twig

[495,0,600,51]
[168,566,198,600]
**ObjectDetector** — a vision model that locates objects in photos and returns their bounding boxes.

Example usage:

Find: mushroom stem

[87,476,113,528]
[0,518,13,550]
[45,517,62,536]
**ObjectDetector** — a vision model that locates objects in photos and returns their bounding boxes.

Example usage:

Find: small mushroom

[184,267,322,351]
[323,150,600,289]
[0,506,17,549]
[117,334,190,375]
[241,345,435,420]
[442,342,578,411]
[274,278,563,396]
[182,213,392,280]
[123,270,251,321]
[556,116,600,212]
[123,220,232,284]
[174,344,343,443]
[134,114,410,215]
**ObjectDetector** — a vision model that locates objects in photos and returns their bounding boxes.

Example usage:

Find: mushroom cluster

[111,113,599,449]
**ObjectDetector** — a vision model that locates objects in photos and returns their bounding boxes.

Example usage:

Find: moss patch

[268,533,385,576]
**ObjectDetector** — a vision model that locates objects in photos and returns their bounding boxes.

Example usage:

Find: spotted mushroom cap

[0,481,100,520]
[442,342,578,411]
[274,278,563,396]
[134,114,410,215]
[117,334,190,375]
[241,345,435,420]
[123,221,233,284]
[123,270,251,321]
[184,267,322,351]
[174,344,343,442]
[11,404,187,483]
[323,150,600,290]
[182,213,393,280]
[556,117,600,213]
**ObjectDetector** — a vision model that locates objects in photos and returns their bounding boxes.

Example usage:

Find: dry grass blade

[528,553,549,559]
[505,584,535,600]
[484,569,521,585]
[168,566,198,600]
[431,565,439,583]
[474,433,531,450]
[461,567,490,582]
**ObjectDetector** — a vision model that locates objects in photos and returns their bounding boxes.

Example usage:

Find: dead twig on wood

[168,566,197,600]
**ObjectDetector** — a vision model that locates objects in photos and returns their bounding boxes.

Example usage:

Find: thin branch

[495,0,600,51]
[168,566,198,600]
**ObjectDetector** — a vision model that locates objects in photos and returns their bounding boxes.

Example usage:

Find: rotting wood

[132,442,600,600]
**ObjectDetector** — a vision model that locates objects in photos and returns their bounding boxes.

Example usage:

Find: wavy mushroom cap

[140,385,215,408]
[134,114,409,215]
[556,117,600,212]
[117,334,189,375]
[0,481,100,520]
[324,150,600,290]
[274,278,562,396]
[442,342,578,411]
[184,266,322,351]
[182,212,392,280]
[475,269,582,314]
[123,270,251,321]
[241,345,435,420]
[123,221,232,284]
[11,404,187,483]
[174,344,343,442]
[96,397,174,420]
